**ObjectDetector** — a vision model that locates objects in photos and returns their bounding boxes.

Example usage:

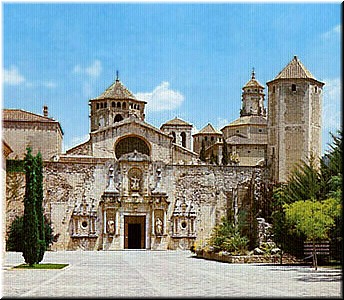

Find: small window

[315,86,318,93]
[180,221,187,229]
[211,136,214,141]
[236,130,239,133]
[104,102,107,108]
[292,84,296,92]
[248,150,251,153]
[96,103,99,109]
[81,221,88,228]
[137,105,140,110]
[272,86,275,93]
[100,103,104,108]
[259,129,262,132]
[112,102,116,107]
[205,136,208,141]
[117,102,121,108]
[122,102,126,109]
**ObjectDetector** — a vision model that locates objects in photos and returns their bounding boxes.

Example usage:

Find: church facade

[3,56,323,250]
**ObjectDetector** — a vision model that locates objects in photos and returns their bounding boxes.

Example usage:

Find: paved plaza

[1,250,342,298]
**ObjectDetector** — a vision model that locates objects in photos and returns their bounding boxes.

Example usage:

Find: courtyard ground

[1,250,342,298]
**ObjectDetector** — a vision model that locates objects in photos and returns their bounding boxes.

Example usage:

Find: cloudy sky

[2,2,341,154]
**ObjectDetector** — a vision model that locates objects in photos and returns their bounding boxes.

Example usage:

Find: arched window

[180,132,186,148]
[171,132,176,143]
[117,102,121,108]
[112,102,116,107]
[114,114,124,123]
[122,102,126,109]
[292,84,296,92]
[115,136,150,159]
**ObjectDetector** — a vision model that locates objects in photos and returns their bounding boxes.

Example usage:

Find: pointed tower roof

[91,74,145,102]
[162,117,192,127]
[274,56,315,80]
[195,123,222,135]
[243,68,264,89]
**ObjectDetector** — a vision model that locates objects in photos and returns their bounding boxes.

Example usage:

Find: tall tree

[199,139,206,162]
[22,148,39,265]
[284,198,340,270]
[221,139,229,165]
[35,152,46,263]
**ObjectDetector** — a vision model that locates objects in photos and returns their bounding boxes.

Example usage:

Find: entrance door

[124,216,145,249]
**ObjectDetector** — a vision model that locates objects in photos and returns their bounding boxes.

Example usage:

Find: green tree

[221,139,229,165]
[35,152,46,263]
[22,147,39,265]
[6,216,24,252]
[284,198,341,270]
[7,215,55,252]
[210,151,218,165]
[199,139,206,162]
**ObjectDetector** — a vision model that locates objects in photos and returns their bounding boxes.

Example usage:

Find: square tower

[267,56,324,183]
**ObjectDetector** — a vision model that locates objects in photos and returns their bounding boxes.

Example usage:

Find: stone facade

[267,56,324,182]
[3,56,323,251]
[2,108,63,161]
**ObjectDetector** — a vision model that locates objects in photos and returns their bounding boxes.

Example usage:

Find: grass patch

[13,263,68,269]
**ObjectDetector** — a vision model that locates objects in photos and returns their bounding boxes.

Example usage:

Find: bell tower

[89,72,147,132]
[267,56,324,183]
[241,69,266,117]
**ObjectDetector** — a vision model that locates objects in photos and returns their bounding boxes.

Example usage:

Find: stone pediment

[118,150,151,162]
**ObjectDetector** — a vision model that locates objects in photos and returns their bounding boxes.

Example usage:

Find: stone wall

[3,125,62,161]
[5,157,266,251]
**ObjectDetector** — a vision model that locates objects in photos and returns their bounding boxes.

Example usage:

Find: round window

[181,221,187,229]
[81,221,88,228]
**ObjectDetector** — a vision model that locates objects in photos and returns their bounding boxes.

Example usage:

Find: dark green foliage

[199,140,206,162]
[22,148,47,265]
[271,131,342,261]
[6,159,25,173]
[207,216,249,254]
[6,215,54,252]
[221,139,229,165]
[35,152,46,263]
[6,216,24,252]
[210,151,218,165]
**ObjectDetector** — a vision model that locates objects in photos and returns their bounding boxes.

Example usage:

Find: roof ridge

[3,108,56,122]
[274,56,315,80]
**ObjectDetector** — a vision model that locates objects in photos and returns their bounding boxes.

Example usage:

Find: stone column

[103,210,107,234]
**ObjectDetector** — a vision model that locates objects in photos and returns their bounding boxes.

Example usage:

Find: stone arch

[114,135,151,159]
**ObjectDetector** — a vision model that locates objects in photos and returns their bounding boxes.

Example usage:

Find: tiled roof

[274,56,315,80]
[3,109,57,123]
[243,70,264,89]
[195,123,222,135]
[226,134,267,145]
[222,116,267,128]
[161,117,192,127]
[91,79,144,102]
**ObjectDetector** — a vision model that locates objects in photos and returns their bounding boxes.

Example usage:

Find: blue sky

[2,2,341,154]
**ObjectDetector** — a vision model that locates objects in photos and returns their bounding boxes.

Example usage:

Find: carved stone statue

[130,176,140,191]
[107,220,115,235]
[155,217,163,235]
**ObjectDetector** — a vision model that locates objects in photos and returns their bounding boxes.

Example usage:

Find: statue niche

[128,167,142,194]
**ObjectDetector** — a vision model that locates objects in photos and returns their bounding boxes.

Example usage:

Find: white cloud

[135,82,184,112]
[321,24,341,40]
[323,77,341,130]
[322,77,342,152]
[4,66,25,85]
[42,81,57,89]
[73,60,102,78]
[216,117,230,130]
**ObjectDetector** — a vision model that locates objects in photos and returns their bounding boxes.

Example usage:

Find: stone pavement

[1,250,342,298]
